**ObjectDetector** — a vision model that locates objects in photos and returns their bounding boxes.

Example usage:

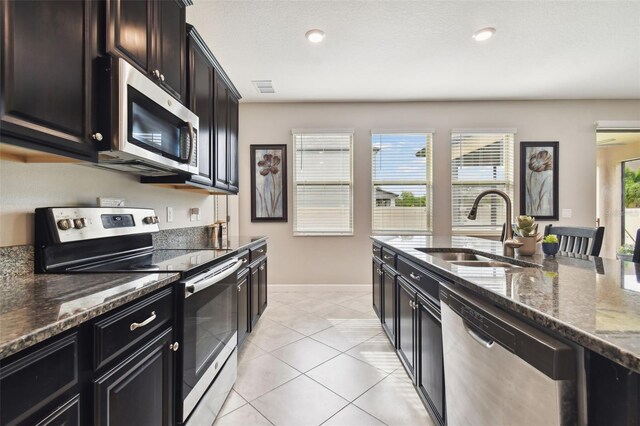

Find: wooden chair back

[544,224,605,257]
[633,229,640,263]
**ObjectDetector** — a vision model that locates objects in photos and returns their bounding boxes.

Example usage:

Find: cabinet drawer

[94,288,173,370]
[397,257,440,304]
[372,244,382,259]
[250,243,267,262]
[0,333,78,426]
[238,250,250,268]
[381,248,397,269]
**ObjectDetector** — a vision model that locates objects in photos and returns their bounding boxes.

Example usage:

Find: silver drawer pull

[258,249,264,253]
[169,342,179,352]
[409,272,421,281]
[384,255,392,260]
[130,311,156,331]
[260,265,265,271]
[376,268,382,274]
[243,258,248,263]
[238,285,242,292]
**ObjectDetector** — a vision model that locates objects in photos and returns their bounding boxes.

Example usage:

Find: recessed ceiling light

[305,29,326,43]
[472,27,496,42]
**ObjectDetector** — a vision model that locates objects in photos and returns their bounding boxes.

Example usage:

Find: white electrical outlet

[562,208,572,218]
[97,197,125,207]
[167,207,174,223]
[190,208,201,222]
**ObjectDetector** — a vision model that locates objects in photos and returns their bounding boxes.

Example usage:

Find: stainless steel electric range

[35,207,240,425]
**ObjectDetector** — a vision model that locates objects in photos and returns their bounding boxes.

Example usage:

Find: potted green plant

[617,244,635,262]
[542,234,560,257]
[514,215,541,256]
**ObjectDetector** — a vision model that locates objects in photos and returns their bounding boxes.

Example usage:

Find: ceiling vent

[252,80,275,94]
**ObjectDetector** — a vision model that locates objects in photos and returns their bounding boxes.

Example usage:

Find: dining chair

[633,229,640,263]
[544,224,605,257]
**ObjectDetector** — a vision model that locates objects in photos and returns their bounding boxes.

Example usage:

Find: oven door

[181,259,241,421]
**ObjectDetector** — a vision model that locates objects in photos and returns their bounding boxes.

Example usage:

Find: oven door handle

[185,259,243,298]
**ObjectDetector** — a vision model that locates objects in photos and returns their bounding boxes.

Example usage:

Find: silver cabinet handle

[160,73,165,82]
[130,311,156,331]
[243,258,248,263]
[152,69,160,78]
[409,272,421,281]
[376,268,382,275]
[260,265,265,271]
[169,342,179,352]
[384,255,392,260]
[238,285,241,292]
[258,249,264,254]
[92,132,103,141]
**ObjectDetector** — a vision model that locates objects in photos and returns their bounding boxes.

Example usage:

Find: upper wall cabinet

[141,25,241,194]
[106,0,189,103]
[0,0,100,161]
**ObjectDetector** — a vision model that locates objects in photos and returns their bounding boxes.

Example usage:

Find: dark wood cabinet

[397,277,417,382]
[416,293,445,426]
[237,269,250,347]
[227,93,240,193]
[372,258,382,320]
[0,333,79,425]
[95,327,174,426]
[250,264,260,329]
[382,265,396,345]
[106,0,187,103]
[36,394,81,426]
[214,73,229,190]
[258,259,267,314]
[0,0,99,161]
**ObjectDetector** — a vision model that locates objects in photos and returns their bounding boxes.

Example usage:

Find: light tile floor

[213,285,435,426]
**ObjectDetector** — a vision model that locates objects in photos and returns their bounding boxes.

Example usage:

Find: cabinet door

[237,272,249,347]
[417,295,445,425]
[156,0,185,101]
[372,259,382,320]
[95,328,174,426]
[258,259,267,314]
[250,265,260,328]
[214,73,229,190]
[106,0,152,71]
[1,0,97,160]
[188,34,214,184]
[382,268,396,345]
[397,278,416,381]
[35,394,80,426]
[227,93,239,193]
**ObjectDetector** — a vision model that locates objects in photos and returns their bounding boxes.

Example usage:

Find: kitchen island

[372,235,640,425]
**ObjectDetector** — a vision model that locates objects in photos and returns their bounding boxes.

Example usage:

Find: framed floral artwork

[251,144,288,222]
[520,141,559,220]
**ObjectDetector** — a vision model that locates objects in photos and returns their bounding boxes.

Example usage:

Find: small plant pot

[617,253,633,262]
[514,236,537,256]
[542,242,559,257]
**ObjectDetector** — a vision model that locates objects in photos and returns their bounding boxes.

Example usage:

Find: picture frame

[520,141,559,220]
[251,144,288,222]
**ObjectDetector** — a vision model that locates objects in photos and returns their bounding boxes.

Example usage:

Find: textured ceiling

[187,1,640,102]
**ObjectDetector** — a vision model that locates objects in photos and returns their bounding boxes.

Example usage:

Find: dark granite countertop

[0,272,180,360]
[163,235,267,251]
[372,235,640,373]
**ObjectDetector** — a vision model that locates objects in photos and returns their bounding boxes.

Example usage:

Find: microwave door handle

[185,259,243,298]
[186,121,195,165]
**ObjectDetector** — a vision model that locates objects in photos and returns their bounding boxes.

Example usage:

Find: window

[292,130,353,235]
[372,132,433,234]
[451,130,515,235]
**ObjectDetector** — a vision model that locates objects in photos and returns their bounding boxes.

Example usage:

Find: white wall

[238,100,640,285]
[0,159,219,246]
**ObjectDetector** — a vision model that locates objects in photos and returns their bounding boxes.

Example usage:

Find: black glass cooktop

[69,249,233,273]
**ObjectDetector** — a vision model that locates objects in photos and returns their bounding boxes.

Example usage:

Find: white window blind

[293,131,353,235]
[451,131,514,235]
[371,133,433,234]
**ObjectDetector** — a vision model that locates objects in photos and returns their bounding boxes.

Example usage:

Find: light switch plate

[562,208,572,218]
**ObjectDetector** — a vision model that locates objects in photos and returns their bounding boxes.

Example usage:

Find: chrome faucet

[467,189,522,257]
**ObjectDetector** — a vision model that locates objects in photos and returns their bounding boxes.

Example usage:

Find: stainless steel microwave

[96,58,199,176]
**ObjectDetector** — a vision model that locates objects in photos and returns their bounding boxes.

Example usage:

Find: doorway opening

[596,132,640,258]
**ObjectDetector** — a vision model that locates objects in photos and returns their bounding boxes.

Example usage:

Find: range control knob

[57,219,73,230]
[73,218,87,229]
[143,216,159,224]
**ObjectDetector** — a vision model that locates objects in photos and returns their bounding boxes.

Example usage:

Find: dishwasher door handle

[464,322,494,348]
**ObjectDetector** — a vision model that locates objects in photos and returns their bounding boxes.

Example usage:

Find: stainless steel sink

[419,251,484,262]
[449,260,521,268]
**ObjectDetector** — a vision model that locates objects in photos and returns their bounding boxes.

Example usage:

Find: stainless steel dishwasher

[440,284,577,426]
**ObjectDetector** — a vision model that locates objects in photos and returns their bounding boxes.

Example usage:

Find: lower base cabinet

[250,264,260,329]
[258,259,267,314]
[397,278,417,381]
[37,394,81,425]
[372,258,382,319]
[382,265,397,344]
[95,328,174,426]
[237,269,250,346]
